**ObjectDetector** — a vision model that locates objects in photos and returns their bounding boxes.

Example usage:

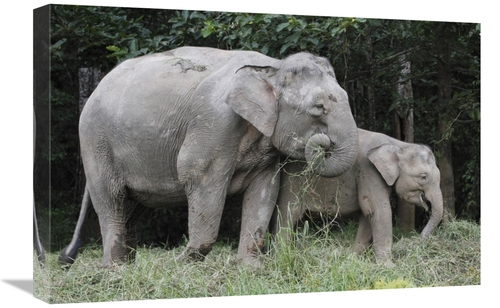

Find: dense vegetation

[34,5,480,252]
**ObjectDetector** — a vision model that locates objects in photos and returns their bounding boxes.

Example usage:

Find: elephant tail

[58,186,91,267]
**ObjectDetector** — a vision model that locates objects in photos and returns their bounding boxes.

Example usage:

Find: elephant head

[368,143,444,240]
[227,52,358,177]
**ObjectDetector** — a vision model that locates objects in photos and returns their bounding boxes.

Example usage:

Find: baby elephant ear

[226,65,279,137]
[367,144,401,186]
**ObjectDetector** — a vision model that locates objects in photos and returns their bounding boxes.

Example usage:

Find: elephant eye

[420,174,428,181]
[328,94,337,102]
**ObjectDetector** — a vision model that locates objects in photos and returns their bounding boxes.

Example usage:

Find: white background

[1,1,495,307]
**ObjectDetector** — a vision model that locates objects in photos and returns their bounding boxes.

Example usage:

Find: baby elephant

[276,128,444,266]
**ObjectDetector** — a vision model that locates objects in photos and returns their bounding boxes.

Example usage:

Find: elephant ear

[367,144,401,186]
[226,65,279,137]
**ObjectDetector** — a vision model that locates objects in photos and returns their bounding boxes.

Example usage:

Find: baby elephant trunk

[305,131,358,178]
[420,189,444,240]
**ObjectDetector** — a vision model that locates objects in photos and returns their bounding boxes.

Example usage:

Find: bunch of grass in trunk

[277,144,343,237]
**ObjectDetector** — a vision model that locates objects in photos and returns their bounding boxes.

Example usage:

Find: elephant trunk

[305,129,358,178]
[420,189,444,240]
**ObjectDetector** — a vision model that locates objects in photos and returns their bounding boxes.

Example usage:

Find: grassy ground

[33,219,480,304]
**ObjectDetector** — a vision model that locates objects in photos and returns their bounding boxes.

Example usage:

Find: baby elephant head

[367,143,444,240]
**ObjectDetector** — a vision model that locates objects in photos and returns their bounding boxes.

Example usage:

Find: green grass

[33,219,480,304]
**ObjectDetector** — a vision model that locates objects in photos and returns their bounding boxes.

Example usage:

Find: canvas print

[33,4,480,304]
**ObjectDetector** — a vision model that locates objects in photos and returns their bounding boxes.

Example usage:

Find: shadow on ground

[2,280,33,295]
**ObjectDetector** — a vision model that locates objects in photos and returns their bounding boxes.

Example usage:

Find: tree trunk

[435,23,456,222]
[364,34,376,130]
[437,119,455,222]
[394,56,415,232]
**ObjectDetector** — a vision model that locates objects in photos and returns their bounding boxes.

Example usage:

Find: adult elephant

[276,128,443,266]
[59,46,359,268]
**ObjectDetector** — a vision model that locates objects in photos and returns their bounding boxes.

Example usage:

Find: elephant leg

[353,213,372,255]
[237,161,280,267]
[178,190,226,261]
[90,183,140,268]
[177,166,232,261]
[358,179,394,266]
[369,203,394,266]
[122,200,145,262]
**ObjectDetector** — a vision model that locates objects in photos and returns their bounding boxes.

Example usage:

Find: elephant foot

[58,245,79,268]
[236,256,263,269]
[376,258,395,268]
[102,261,127,271]
[177,245,212,262]
[102,256,132,270]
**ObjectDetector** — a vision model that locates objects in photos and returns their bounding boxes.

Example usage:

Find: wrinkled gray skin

[33,111,45,263]
[59,47,359,268]
[276,128,443,266]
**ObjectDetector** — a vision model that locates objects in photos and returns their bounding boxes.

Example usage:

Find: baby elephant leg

[357,182,394,267]
[353,213,372,255]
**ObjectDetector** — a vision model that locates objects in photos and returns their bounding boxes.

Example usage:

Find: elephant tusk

[420,193,429,212]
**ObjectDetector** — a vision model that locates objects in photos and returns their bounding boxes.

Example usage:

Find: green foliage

[51,5,140,69]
